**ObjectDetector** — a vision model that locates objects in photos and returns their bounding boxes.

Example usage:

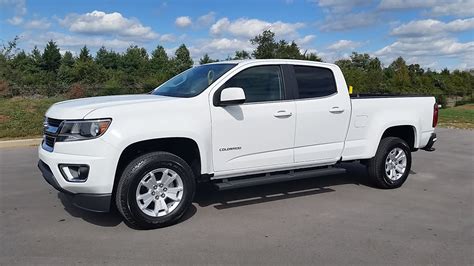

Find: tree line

[0,30,472,105]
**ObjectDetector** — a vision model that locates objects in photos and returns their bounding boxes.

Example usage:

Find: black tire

[115,152,196,229]
[367,137,412,189]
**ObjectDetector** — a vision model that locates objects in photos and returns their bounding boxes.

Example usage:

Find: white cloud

[25,31,134,51]
[7,16,23,25]
[375,38,474,58]
[391,18,474,37]
[210,17,305,38]
[379,0,474,17]
[188,38,253,61]
[197,12,216,27]
[203,38,252,51]
[316,0,378,31]
[295,35,316,46]
[175,16,192,28]
[159,34,176,42]
[316,0,374,13]
[327,39,362,50]
[60,10,158,40]
[23,18,51,30]
[374,37,474,70]
[430,1,474,17]
[378,0,438,10]
[2,0,26,25]
[376,17,474,69]
[319,12,377,31]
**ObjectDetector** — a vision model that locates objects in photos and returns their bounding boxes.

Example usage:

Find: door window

[223,66,284,103]
[293,66,337,99]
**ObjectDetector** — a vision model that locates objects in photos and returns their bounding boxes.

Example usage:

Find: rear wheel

[367,137,412,189]
[116,152,195,229]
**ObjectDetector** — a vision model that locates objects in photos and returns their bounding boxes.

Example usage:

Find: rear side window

[223,65,284,103]
[293,65,337,99]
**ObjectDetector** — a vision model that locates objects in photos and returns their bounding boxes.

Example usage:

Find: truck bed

[350,93,431,99]
[341,95,436,161]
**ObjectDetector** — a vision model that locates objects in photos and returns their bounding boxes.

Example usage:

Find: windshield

[152,63,237,97]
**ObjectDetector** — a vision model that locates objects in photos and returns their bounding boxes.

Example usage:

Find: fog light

[59,164,89,182]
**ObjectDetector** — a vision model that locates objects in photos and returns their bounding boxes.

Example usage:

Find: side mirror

[218,87,246,106]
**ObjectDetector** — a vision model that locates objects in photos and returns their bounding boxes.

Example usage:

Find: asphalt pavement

[0,128,473,265]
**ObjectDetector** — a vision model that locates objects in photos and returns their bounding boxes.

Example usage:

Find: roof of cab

[205,59,337,68]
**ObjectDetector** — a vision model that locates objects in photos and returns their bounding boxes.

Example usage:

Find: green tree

[61,51,75,68]
[71,59,105,85]
[250,30,322,61]
[71,46,105,86]
[199,53,218,64]
[119,45,149,89]
[147,45,171,85]
[172,44,193,74]
[251,30,278,59]
[58,51,75,85]
[303,52,322,62]
[9,50,43,94]
[233,50,251,60]
[389,57,411,92]
[121,45,148,73]
[275,40,303,59]
[350,52,371,70]
[42,40,61,72]
[78,46,92,62]
[366,57,385,92]
[31,46,42,67]
[0,35,19,60]
[95,46,121,69]
[150,45,169,71]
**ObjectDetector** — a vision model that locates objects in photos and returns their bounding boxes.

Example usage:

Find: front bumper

[37,138,120,212]
[38,160,111,212]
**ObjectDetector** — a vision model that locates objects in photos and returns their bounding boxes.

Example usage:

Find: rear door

[290,65,351,164]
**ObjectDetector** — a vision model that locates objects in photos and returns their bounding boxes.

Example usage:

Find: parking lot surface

[1,128,473,265]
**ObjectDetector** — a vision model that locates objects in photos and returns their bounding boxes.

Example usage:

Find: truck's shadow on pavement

[57,193,198,228]
[57,163,371,228]
[57,193,123,227]
[194,163,371,210]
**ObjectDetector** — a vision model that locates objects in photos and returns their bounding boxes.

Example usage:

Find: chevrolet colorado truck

[38,59,438,229]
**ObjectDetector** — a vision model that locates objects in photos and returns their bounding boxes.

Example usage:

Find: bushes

[67,83,86,99]
[0,80,10,97]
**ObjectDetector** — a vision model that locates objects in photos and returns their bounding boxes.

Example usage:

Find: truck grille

[42,117,64,152]
[44,136,55,147]
[46,117,63,128]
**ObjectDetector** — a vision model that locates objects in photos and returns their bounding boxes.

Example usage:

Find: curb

[0,138,42,149]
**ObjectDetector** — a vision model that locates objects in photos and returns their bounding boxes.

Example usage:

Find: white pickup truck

[38,59,437,228]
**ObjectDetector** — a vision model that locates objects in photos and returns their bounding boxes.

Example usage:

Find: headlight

[57,119,112,142]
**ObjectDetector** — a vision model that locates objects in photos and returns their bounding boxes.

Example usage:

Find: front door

[211,65,296,172]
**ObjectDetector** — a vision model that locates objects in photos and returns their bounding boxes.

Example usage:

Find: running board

[214,167,346,191]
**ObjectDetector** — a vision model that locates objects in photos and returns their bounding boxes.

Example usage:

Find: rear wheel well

[113,138,201,196]
[381,125,416,150]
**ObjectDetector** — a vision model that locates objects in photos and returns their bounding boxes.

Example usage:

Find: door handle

[329,107,344,114]
[274,110,293,118]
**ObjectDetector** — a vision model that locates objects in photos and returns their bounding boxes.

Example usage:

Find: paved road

[1,128,473,265]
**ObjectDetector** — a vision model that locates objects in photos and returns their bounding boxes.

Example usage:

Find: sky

[0,0,473,70]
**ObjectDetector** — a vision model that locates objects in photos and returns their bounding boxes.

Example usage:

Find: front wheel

[116,152,196,229]
[367,137,412,189]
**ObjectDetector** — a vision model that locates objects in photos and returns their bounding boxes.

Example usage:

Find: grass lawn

[438,104,474,129]
[0,98,473,140]
[0,97,65,139]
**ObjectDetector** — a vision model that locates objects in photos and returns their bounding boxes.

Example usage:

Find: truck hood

[46,94,175,119]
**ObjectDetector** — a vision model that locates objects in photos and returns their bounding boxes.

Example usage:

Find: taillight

[433,103,438,128]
